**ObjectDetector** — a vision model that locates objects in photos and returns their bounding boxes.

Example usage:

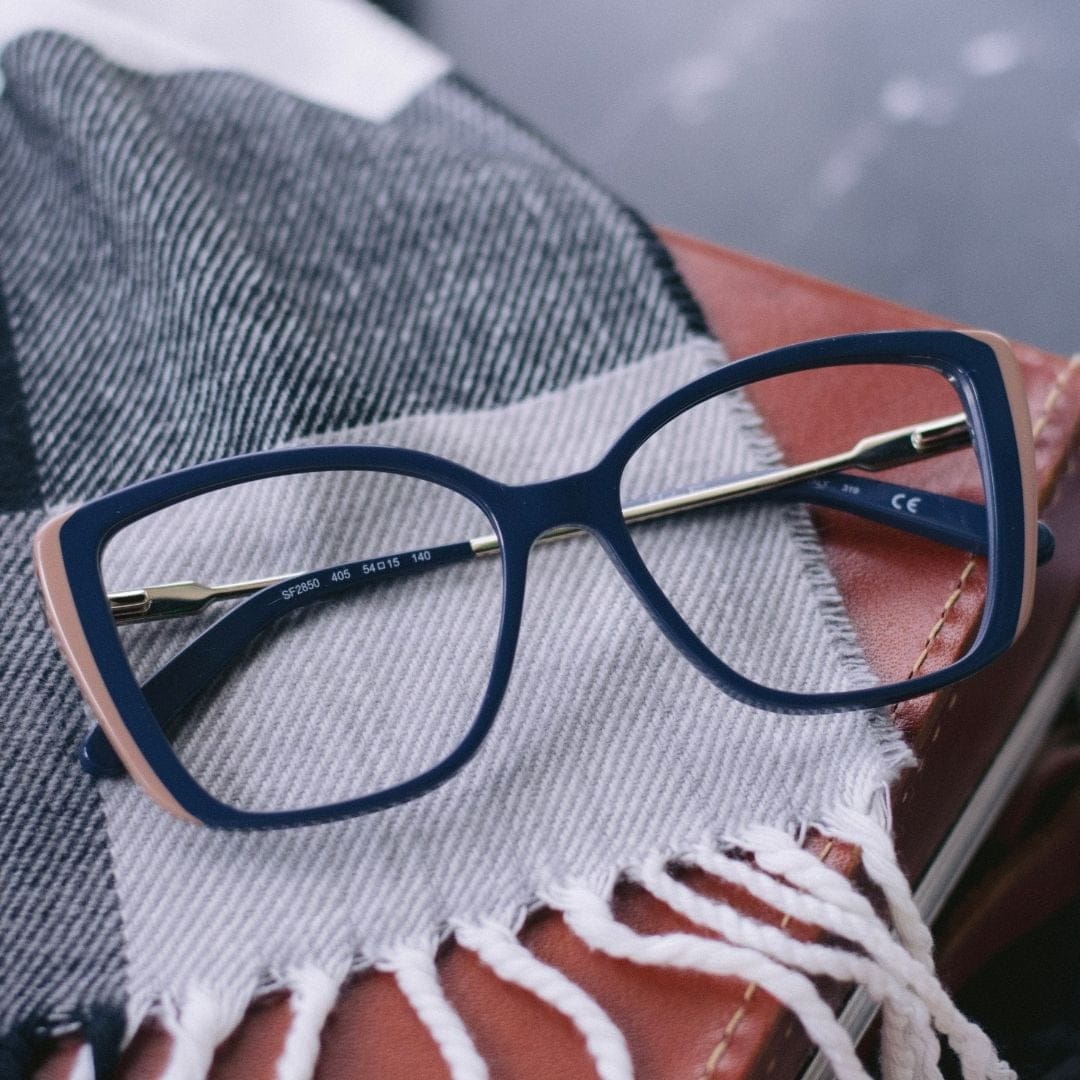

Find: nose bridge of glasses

[508,468,621,549]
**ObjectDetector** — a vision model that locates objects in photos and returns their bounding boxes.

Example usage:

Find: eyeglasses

[34,330,1047,829]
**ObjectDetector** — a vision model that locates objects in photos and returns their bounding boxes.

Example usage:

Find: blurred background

[386,0,1080,356]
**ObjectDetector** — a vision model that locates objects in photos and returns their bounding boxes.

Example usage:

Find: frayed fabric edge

[26,803,1015,1080]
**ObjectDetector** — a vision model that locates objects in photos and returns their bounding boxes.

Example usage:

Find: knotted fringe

[822,807,936,966]
[159,984,252,1080]
[689,827,1015,1079]
[113,968,348,1080]
[545,882,872,1080]
[456,919,634,1080]
[69,1044,96,1080]
[381,944,489,1080]
[0,1004,124,1080]
[60,810,1016,1080]
[631,853,943,1079]
[276,965,346,1080]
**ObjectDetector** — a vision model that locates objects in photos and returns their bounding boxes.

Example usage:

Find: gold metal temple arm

[109,412,969,624]
[107,576,301,623]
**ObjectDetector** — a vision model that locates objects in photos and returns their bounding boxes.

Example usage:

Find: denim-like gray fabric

[0,32,700,506]
[0,218,126,1065]
[0,512,127,1066]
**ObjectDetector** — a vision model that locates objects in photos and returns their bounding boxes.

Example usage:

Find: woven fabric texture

[0,27,910,1070]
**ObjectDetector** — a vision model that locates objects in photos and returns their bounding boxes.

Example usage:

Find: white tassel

[546,883,871,1080]
[738,822,943,1077]
[633,855,943,1080]
[823,806,936,968]
[70,1043,96,1080]
[694,842,1015,1080]
[384,943,489,1080]
[739,825,880,920]
[457,919,634,1080]
[160,984,250,1080]
[275,965,344,1080]
[880,1000,925,1080]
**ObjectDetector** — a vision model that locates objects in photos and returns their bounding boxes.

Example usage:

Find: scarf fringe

[276,965,346,1080]
[158,984,251,1080]
[544,880,871,1080]
[455,919,634,1080]
[380,943,489,1080]
[46,807,1017,1080]
[69,1043,95,1080]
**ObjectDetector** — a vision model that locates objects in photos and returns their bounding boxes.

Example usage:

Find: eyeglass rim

[33,329,1038,829]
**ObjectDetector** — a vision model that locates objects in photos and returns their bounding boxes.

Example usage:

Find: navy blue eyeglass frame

[34,330,1040,830]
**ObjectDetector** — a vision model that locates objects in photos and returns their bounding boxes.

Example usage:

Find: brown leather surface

[936,742,1080,992]
[39,232,1080,1080]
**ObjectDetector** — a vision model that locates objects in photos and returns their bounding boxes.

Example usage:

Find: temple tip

[1036,522,1055,566]
[80,726,127,779]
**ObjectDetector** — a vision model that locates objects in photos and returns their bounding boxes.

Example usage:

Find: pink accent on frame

[33,511,199,825]
[963,330,1038,640]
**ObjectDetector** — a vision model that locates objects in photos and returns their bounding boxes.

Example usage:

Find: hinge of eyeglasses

[109,576,294,624]
[910,415,972,455]
[850,413,970,471]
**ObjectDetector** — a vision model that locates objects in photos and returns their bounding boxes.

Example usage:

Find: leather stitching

[900,558,978,684]
[1032,355,1080,442]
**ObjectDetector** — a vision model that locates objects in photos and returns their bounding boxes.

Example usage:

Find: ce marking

[891,491,922,514]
